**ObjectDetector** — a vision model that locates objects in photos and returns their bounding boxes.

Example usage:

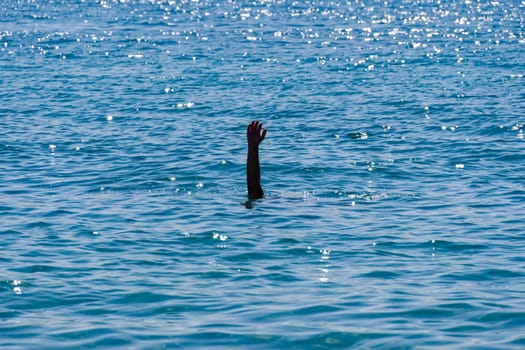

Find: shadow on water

[243,198,261,209]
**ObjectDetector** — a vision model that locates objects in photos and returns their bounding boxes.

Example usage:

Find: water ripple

[1,0,525,348]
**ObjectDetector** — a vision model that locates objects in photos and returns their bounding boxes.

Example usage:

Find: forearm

[247,146,263,199]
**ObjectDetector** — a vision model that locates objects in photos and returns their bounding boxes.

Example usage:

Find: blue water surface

[1,0,525,348]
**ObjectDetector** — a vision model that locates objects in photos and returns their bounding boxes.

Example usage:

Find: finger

[249,121,258,132]
[261,128,267,140]
[256,121,262,134]
[247,123,252,133]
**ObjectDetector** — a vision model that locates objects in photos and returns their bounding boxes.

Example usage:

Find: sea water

[1,0,524,348]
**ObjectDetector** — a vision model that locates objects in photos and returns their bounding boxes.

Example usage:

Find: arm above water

[246,121,267,199]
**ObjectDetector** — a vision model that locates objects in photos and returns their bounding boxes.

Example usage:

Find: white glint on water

[213,233,228,241]
[320,249,331,260]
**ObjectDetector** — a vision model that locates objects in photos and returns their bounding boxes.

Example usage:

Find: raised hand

[247,121,267,148]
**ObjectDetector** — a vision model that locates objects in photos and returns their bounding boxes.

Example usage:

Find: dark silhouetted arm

[246,121,267,199]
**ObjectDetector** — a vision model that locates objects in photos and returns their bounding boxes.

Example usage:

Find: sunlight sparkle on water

[213,233,228,241]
